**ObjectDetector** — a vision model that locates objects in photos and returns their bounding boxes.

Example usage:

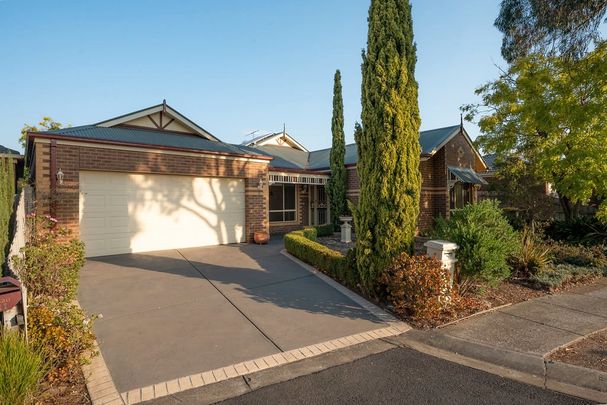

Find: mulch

[34,367,91,405]
[549,329,607,373]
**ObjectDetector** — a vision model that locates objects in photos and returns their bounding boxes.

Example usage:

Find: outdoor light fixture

[300,184,308,192]
[56,169,64,186]
[257,177,264,190]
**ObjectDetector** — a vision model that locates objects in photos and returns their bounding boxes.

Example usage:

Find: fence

[1,189,28,333]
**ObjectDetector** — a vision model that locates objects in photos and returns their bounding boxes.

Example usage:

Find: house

[26,102,487,257]
[0,144,24,190]
[240,124,488,233]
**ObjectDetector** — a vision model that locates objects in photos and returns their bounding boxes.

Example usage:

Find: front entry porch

[268,172,331,234]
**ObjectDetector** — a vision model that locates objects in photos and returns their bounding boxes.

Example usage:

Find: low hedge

[284,228,357,287]
[315,224,335,237]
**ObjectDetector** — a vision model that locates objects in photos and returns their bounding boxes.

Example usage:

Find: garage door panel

[79,171,246,257]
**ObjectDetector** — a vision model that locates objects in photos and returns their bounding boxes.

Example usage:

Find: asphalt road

[221,347,591,405]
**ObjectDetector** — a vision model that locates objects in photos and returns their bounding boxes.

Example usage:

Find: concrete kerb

[392,329,607,403]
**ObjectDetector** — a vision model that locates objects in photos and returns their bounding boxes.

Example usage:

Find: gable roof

[242,131,308,152]
[255,125,487,171]
[419,125,461,155]
[96,102,221,142]
[32,125,270,160]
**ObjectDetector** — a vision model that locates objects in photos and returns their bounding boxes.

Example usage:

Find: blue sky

[0,0,505,152]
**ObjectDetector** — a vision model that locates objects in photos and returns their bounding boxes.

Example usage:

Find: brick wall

[343,150,449,233]
[346,166,359,204]
[34,140,270,242]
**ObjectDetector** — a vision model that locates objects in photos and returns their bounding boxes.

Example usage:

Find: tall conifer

[356,0,421,293]
[328,70,347,229]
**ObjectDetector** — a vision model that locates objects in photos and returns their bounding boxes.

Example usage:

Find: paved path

[403,278,607,401]
[416,278,607,355]
[79,239,405,403]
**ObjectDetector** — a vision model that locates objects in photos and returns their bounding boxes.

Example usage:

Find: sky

[0,0,506,152]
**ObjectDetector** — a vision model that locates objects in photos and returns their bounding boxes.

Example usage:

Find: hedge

[284,228,357,287]
[0,157,15,270]
[315,224,335,237]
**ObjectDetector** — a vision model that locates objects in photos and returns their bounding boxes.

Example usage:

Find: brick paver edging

[76,299,125,405]
[109,250,410,405]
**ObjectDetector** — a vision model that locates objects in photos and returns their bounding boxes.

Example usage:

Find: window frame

[269,184,297,223]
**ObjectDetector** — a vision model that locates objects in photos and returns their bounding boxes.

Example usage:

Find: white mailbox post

[424,240,458,285]
[340,216,352,243]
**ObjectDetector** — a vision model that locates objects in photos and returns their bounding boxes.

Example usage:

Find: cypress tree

[328,70,347,229]
[356,0,421,293]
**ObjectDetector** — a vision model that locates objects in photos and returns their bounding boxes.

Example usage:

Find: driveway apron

[79,239,386,393]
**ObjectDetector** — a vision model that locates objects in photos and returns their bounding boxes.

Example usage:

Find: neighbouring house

[479,153,562,220]
[26,102,488,257]
[0,144,24,190]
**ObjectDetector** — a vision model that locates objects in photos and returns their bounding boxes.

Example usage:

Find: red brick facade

[32,129,485,243]
[342,131,484,233]
[33,140,270,242]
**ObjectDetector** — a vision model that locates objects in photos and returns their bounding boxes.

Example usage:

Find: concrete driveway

[79,239,391,394]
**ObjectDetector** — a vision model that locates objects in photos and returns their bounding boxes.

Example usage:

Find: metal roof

[255,125,462,171]
[37,126,262,157]
[482,153,497,171]
[448,166,487,185]
[0,145,22,156]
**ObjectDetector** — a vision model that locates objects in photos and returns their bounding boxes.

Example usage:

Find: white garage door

[79,171,246,257]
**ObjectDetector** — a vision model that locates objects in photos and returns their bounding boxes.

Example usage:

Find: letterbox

[0,277,23,312]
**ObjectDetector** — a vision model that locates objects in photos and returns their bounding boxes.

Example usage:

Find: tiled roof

[37,126,262,157]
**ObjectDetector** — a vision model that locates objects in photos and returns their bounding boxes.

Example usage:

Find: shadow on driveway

[79,238,386,392]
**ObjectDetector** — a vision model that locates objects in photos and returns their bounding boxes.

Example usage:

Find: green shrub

[432,200,520,286]
[27,297,96,383]
[0,331,46,405]
[13,213,85,301]
[302,227,317,241]
[530,264,605,290]
[548,242,607,269]
[314,224,335,237]
[510,224,551,276]
[544,217,607,246]
[284,230,358,287]
[380,253,453,320]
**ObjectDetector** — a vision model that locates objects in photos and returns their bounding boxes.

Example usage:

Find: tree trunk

[559,195,574,221]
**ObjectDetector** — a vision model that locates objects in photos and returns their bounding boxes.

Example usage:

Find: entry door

[79,171,245,257]
[310,185,329,225]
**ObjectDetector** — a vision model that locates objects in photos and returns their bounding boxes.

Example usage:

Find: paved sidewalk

[400,278,607,402]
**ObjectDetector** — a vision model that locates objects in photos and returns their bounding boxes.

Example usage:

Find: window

[269,184,296,222]
[450,183,473,210]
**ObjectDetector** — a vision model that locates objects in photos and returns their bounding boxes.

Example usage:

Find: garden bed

[399,276,607,329]
[549,329,607,373]
[35,367,91,405]
[317,233,355,255]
